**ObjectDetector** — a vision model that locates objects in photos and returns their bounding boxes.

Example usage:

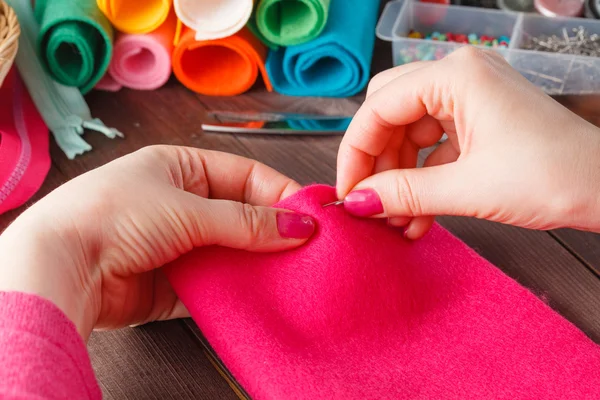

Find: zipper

[7,0,123,160]
[0,72,31,204]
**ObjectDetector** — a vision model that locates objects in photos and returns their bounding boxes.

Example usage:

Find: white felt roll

[174,0,253,41]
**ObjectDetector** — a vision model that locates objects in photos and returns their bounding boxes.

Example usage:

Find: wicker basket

[0,0,19,87]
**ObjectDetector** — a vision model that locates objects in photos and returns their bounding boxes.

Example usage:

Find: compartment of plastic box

[377,0,600,94]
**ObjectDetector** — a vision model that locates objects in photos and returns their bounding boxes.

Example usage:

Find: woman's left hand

[0,146,315,341]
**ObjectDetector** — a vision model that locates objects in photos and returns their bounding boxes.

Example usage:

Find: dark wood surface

[2,28,600,400]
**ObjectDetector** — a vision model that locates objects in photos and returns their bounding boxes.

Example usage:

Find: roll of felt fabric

[172,27,272,96]
[106,10,176,91]
[96,0,172,34]
[34,0,113,94]
[174,0,253,41]
[266,0,378,97]
[166,185,600,399]
[255,0,331,47]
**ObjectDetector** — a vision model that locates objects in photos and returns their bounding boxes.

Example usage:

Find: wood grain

[551,230,600,276]
[88,321,237,400]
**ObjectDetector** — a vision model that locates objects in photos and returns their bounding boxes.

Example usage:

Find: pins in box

[377,0,600,94]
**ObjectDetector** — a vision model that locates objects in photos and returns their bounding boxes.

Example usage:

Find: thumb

[344,162,477,218]
[184,193,316,252]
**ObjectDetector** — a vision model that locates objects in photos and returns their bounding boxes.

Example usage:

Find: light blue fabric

[287,117,351,131]
[266,0,380,98]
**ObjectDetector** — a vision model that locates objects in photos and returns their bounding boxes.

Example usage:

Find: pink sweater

[0,292,101,399]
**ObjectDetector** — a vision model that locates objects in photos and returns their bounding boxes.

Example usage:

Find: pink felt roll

[107,11,176,90]
[165,185,600,400]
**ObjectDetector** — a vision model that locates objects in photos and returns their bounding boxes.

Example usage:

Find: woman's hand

[0,146,315,340]
[337,47,600,239]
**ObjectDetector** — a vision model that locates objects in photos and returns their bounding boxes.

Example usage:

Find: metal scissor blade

[202,115,352,135]
[207,110,354,123]
[201,123,346,136]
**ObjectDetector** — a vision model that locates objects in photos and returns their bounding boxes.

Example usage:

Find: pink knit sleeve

[0,292,101,399]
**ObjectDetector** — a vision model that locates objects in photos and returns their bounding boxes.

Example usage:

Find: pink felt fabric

[105,11,176,91]
[95,72,123,92]
[0,69,50,215]
[166,185,600,399]
[0,292,101,399]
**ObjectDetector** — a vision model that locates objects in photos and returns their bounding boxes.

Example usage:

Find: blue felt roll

[265,0,379,98]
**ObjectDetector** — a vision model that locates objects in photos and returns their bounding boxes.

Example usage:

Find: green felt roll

[255,0,331,47]
[34,0,113,94]
[247,11,279,50]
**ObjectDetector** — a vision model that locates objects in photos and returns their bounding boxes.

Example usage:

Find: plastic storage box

[377,0,600,94]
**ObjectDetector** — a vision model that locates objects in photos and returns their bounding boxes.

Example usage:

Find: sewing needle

[322,200,344,208]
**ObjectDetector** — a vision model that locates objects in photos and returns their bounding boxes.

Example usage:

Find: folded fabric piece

[97,0,172,34]
[255,0,330,47]
[106,10,176,91]
[266,0,378,97]
[7,0,123,160]
[172,27,272,96]
[166,185,600,400]
[34,0,113,95]
[0,69,50,215]
[174,0,253,42]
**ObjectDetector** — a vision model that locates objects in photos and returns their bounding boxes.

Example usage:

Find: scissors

[202,110,354,135]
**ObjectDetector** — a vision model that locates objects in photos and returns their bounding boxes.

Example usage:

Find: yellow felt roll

[97,0,172,34]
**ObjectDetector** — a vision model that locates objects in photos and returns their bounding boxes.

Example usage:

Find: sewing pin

[322,200,344,208]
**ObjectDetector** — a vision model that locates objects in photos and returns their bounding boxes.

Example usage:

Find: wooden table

[2,36,600,400]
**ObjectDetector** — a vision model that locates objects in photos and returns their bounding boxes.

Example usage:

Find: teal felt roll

[34,0,113,94]
[265,0,380,98]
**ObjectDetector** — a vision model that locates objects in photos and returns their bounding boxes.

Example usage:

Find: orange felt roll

[172,27,272,96]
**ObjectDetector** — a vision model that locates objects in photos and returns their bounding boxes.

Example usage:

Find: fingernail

[277,212,316,239]
[404,226,414,241]
[344,189,384,217]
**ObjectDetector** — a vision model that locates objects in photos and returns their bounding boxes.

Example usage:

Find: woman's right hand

[336,47,600,239]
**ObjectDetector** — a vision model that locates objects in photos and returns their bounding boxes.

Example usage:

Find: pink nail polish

[277,213,316,239]
[344,189,384,217]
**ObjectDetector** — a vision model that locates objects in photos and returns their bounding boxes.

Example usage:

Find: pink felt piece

[107,11,176,91]
[95,72,123,92]
[0,69,50,215]
[166,185,600,399]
